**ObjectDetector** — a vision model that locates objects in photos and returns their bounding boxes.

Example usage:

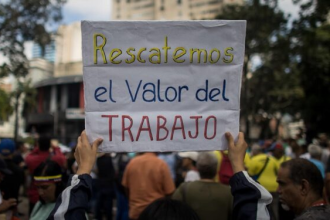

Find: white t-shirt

[185,170,200,182]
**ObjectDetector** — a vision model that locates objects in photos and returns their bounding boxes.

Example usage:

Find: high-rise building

[32,40,56,62]
[112,0,242,20]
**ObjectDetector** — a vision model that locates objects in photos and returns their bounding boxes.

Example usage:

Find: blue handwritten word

[195,80,229,102]
[126,80,189,102]
[94,80,116,103]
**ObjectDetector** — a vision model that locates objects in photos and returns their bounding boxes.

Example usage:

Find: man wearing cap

[0,139,24,203]
[270,142,291,165]
[0,157,17,217]
[178,151,200,182]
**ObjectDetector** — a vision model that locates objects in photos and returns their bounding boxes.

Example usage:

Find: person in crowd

[270,142,291,165]
[0,158,17,218]
[308,144,325,178]
[250,143,263,158]
[277,158,330,219]
[320,139,330,169]
[30,160,65,220]
[178,151,200,182]
[158,152,176,180]
[48,131,103,219]
[318,133,328,149]
[325,151,330,201]
[12,141,28,168]
[122,151,175,220]
[94,153,115,220]
[225,132,273,220]
[213,150,234,184]
[172,152,233,220]
[246,143,279,219]
[25,136,66,214]
[270,142,295,219]
[0,139,24,217]
[287,139,302,159]
[0,139,24,201]
[138,198,200,220]
[113,153,130,220]
[49,130,274,220]
[66,146,77,176]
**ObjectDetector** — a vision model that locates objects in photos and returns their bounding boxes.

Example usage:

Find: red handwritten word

[101,115,217,142]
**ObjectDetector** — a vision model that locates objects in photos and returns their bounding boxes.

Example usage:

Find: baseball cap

[0,158,12,175]
[178,152,199,161]
[0,139,15,156]
[269,142,283,151]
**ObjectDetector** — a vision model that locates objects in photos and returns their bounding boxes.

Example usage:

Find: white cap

[178,151,199,161]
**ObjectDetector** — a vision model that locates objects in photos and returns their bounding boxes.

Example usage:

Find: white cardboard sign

[82,20,246,152]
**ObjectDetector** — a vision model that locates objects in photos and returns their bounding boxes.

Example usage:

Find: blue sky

[62,0,112,24]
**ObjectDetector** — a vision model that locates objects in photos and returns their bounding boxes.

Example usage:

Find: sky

[62,0,112,24]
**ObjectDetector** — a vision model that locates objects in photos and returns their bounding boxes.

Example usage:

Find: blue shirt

[309,159,325,178]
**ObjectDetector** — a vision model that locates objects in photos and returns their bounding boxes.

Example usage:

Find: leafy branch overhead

[216,0,330,137]
[0,0,66,77]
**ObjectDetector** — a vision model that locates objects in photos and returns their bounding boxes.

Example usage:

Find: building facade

[24,22,84,144]
[112,0,242,20]
[26,75,85,144]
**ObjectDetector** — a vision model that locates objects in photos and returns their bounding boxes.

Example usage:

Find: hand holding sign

[82,20,246,152]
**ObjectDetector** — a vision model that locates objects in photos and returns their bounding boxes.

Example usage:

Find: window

[67,83,80,108]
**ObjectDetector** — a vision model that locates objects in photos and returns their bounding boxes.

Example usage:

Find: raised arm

[226,132,272,220]
[48,131,103,220]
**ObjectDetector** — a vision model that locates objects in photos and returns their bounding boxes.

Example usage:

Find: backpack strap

[254,157,269,181]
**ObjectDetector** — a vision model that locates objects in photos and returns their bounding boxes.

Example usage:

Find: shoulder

[296,206,330,220]
[213,182,232,195]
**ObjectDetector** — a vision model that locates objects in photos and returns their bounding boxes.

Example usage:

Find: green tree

[290,0,330,139]
[0,0,65,78]
[216,0,302,139]
[0,88,13,121]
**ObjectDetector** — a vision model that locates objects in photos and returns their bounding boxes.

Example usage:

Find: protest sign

[82,20,246,152]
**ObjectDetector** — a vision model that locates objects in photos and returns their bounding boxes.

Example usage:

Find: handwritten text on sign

[82,21,246,152]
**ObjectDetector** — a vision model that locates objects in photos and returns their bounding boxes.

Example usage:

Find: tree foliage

[290,0,330,136]
[0,88,13,121]
[216,0,303,139]
[217,0,330,138]
[0,0,66,78]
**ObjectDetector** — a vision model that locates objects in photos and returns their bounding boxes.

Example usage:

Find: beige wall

[55,22,82,77]
[112,0,243,21]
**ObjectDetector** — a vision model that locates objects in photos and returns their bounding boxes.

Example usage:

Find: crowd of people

[0,130,330,220]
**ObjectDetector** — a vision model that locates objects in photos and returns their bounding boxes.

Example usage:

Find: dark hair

[138,198,200,220]
[33,160,64,202]
[281,158,323,197]
[38,137,51,151]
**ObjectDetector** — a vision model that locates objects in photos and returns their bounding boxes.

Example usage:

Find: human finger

[225,132,234,148]
[92,138,103,152]
[74,149,80,165]
[81,130,89,147]
[237,132,247,148]
[77,136,82,148]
